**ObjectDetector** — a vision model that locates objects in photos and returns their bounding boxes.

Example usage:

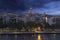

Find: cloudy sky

[0,0,60,15]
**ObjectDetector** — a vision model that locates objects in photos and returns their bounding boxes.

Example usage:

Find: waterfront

[0,33,60,40]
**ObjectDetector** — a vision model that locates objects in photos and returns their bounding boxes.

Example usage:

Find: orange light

[37,34,41,40]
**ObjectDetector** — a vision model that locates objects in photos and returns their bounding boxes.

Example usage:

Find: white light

[45,17,48,22]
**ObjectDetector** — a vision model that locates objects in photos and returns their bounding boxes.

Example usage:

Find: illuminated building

[0,8,59,25]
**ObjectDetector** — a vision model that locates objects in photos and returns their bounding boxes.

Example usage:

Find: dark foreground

[0,33,60,40]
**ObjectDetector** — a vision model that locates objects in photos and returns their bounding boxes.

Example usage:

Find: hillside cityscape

[0,8,59,32]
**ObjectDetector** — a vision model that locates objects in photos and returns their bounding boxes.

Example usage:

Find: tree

[51,23,60,29]
[25,21,43,32]
[3,21,7,28]
[43,22,51,29]
[7,18,16,29]
[16,21,25,31]
[0,16,4,28]
[25,21,36,31]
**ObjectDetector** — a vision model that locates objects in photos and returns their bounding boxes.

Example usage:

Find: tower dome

[29,7,32,14]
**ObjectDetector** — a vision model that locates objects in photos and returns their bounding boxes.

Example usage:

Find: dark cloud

[0,0,60,13]
[0,0,18,9]
[52,0,60,1]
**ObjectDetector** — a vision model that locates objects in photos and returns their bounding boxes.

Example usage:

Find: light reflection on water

[0,34,60,40]
[37,34,41,40]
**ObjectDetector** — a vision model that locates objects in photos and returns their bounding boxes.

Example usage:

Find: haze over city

[0,0,60,15]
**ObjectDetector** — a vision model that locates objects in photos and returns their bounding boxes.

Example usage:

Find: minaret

[29,7,32,14]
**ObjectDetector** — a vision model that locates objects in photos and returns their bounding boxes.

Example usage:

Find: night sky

[0,0,60,15]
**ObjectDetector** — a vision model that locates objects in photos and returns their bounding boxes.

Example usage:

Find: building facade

[0,13,58,25]
[0,8,60,25]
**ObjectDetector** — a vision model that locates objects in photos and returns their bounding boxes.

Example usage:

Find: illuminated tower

[44,12,48,22]
[29,7,32,14]
[45,17,48,22]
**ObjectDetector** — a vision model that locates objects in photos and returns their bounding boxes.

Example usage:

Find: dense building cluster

[0,8,60,32]
[0,8,60,25]
[0,13,59,25]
